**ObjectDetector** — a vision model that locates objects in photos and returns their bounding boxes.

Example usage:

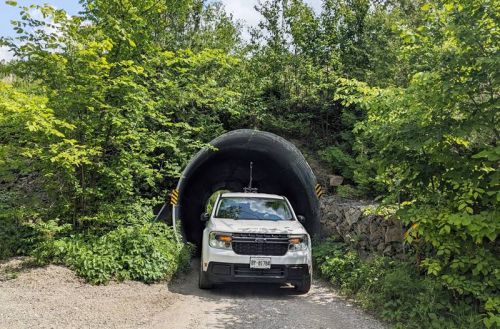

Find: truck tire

[198,260,213,289]
[294,274,311,294]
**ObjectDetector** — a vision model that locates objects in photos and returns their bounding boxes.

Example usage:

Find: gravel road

[0,258,386,329]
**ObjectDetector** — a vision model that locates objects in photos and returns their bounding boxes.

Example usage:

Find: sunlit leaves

[1,0,242,269]
[334,1,499,325]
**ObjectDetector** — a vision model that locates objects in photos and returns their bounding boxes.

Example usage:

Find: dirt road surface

[0,258,386,329]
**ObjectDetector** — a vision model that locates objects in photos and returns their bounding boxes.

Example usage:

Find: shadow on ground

[162,259,385,329]
[0,257,39,282]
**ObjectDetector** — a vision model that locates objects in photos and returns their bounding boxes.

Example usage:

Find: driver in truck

[199,192,312,293]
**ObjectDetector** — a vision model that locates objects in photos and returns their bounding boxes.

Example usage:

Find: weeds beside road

[314,240,487,329]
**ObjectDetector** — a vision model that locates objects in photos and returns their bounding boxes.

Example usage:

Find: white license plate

[250,257,271,269]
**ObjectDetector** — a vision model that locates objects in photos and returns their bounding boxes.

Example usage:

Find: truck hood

[210,218,308,235]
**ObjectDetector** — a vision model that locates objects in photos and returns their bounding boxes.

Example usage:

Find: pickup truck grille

[231,233,289,256]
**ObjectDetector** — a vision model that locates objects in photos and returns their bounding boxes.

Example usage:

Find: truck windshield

[215,197,293,221]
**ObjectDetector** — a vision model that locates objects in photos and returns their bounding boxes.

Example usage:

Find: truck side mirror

[297,215,306,223]
[200,213,210,222]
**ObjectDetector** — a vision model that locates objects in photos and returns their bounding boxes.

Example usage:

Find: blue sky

[0,0,82,38]
[0,0,82,60]
[0,0,322,61]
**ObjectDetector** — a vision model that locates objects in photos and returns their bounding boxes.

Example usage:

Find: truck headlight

[288,235,308,251]
[209,232,232,250]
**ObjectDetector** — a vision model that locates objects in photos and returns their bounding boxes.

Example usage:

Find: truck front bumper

[206,262,310,284]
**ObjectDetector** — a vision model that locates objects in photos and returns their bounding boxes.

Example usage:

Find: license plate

[250,257,271,269]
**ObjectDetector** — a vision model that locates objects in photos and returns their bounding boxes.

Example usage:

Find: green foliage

[0,82,86,259]
[32,222,192,284]
[205,190,229,214]
[0,0,240,284]
[238,0,417,146]
[0,214,33,259]
[334,1,499,326]
[319,146,356,179]
[314,240,486,328]
[0,4,498,326]
[1,2,241,225]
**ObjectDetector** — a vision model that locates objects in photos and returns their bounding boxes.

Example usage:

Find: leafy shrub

[0,82,84,260]
[333,2,499,327]
[31,222,192,284]
[403,206,500,327]
[0,2,235,279]
[0,215,33,260]
[319,146,356,180]
[314,240,486,329]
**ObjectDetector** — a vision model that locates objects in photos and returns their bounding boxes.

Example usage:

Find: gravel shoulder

[0,258,386,329]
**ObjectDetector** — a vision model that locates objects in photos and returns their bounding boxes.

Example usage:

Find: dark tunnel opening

[168,129,320,247]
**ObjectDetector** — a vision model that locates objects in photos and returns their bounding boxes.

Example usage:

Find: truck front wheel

[198,260,213,289]
[294,274,311,294]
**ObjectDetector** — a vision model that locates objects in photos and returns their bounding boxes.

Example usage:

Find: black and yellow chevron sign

[170,189,179,205]
[315,184,324,198]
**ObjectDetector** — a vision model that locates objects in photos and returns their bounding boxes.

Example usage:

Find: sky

[0,0,323,61]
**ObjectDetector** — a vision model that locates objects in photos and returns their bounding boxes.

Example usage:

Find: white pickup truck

[199,192,312,293]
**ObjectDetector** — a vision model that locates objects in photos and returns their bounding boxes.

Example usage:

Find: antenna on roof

[243,161,258,193]
[249,161,253,188]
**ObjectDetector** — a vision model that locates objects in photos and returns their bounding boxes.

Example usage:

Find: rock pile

[319,195,404,256]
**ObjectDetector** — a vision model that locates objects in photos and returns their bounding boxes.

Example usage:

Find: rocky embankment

[319,195,404,257]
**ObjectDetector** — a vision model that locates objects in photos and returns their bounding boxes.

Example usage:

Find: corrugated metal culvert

[159,129,321,247]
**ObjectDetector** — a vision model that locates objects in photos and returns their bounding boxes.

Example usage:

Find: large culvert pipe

[167,129,320,247]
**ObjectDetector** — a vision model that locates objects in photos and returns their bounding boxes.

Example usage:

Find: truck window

[215,197,293,221]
